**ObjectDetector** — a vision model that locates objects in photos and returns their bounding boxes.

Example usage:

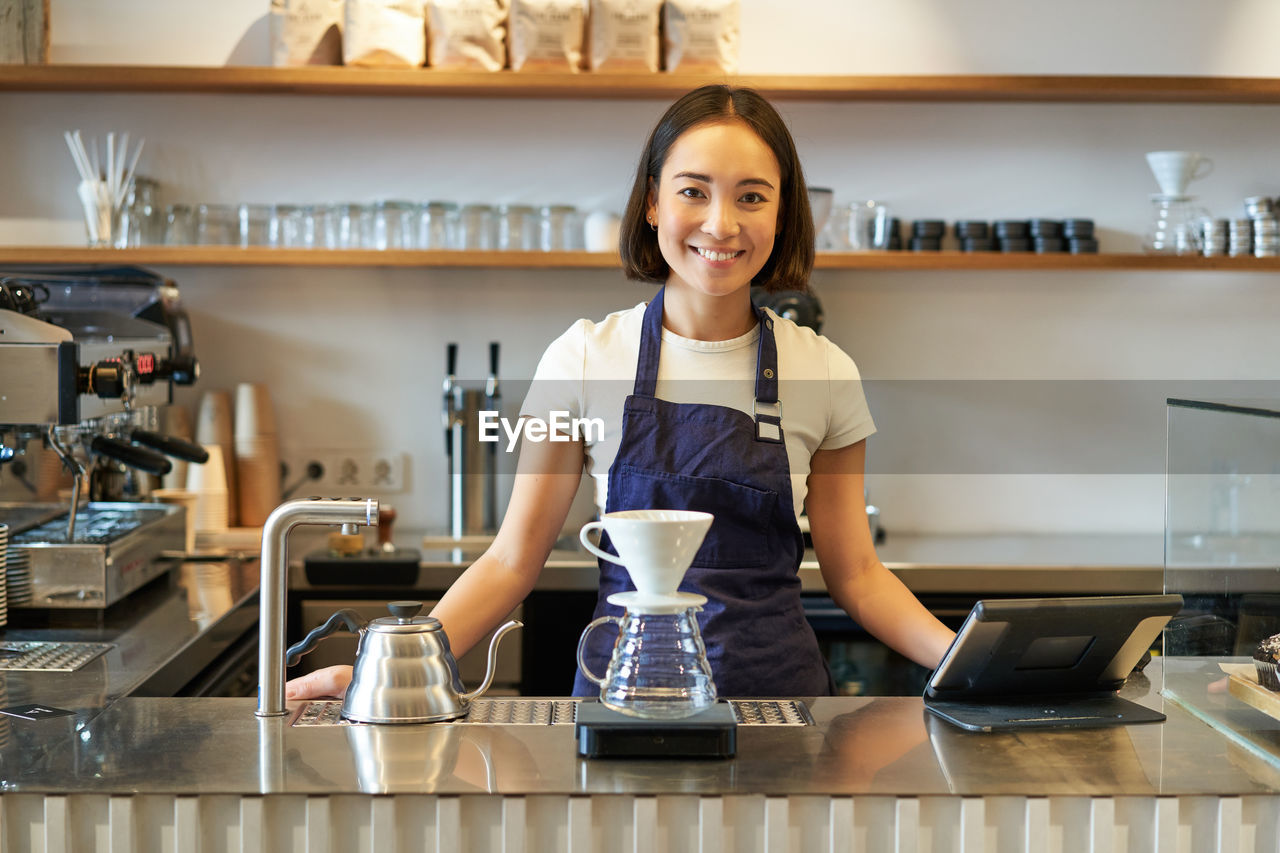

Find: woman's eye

[740,192,767,204]
[678,187,705,199]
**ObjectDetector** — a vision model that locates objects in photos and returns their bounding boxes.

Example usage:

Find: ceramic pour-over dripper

[579,509,714,600]
[1146,150,1213,197]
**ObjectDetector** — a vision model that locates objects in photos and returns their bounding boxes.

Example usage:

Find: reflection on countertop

[5,660,1279,798]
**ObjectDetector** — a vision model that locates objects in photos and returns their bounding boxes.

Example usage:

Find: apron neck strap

[634,287,784,444]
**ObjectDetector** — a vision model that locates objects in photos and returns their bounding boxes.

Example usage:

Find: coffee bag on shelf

[587,0,661,72]
[344,0,427,67]
[270,0,344,66]
[509,0,586,72]
[663,0,739,73]
[426,0,508,71]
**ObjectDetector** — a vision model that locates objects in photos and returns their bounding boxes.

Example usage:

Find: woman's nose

[702,199,740,239]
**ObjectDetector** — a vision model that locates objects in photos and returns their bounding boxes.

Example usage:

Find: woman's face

[647,120,782,300]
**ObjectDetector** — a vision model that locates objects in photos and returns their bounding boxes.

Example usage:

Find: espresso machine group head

[0,267,206,608]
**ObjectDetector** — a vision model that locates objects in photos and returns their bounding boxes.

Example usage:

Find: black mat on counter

[304,549,421,586]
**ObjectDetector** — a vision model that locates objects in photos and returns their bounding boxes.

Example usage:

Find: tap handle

[486,341,500,399]
[443,342,458,456]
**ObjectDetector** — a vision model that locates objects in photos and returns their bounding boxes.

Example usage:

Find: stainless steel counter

[0,558,259,785]
[0,663,1276,798]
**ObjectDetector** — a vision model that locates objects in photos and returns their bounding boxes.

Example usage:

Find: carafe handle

[576,615,623,686]
[579,522,625,566]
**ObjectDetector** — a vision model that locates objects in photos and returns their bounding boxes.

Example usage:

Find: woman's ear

[646,177,658,224]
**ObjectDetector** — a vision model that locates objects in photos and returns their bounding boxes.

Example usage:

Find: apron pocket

[615,464,776,568]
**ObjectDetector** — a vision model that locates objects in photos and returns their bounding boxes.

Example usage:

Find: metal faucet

[256,497,379,717]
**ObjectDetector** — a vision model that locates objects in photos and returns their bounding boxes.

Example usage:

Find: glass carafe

[1143,194,1206,255]
[576,604,717,719]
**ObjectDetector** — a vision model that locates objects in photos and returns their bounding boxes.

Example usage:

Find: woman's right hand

[285,665,353,700]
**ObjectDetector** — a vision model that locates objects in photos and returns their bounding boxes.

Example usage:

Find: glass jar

[114,176,162,248]
[163,204,195,245]
[195,204,238,246]
[1143,194,1204,256]
[538,204,581,251]
[457,203,496,250]
[419,201,459,250]
[237,203,278,248]
[278,204,316,249]
[373,200,418,250]
[333,203,373,249]
[496,204,538,251]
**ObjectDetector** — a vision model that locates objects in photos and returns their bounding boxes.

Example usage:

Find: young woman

[288,85,955,701]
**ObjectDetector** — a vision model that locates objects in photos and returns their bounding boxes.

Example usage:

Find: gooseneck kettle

[286,600,521,724]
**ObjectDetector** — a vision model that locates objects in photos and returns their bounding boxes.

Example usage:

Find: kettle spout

[460,620,523,703]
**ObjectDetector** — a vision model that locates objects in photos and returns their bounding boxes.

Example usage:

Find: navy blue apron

[573,287,834,698]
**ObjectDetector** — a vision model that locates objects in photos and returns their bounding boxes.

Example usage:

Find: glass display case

[1162,398,1280,769]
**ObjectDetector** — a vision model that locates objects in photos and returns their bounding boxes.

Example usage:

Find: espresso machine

[0,267,205,609]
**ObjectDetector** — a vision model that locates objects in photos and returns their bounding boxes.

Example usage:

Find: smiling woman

[287,85,953,705]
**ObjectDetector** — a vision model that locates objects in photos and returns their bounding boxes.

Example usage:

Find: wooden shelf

[4,65,1280,103]
[3,246,1279,271]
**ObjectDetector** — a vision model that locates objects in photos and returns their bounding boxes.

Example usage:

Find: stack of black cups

[953,218,1099,253]
[1061,219,1098,254]
[910,220,944,251]
[956,221,991,251]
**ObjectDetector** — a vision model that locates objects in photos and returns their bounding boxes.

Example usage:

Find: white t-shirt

[520,300,876,518]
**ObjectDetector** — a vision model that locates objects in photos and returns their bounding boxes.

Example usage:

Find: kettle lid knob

[387,600,424,622]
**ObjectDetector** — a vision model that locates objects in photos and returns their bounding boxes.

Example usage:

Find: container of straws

[63,130,145,247]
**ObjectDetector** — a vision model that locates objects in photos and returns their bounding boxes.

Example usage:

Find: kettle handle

[285,609,365,667]
[575,615,623,687]
[459,619,524,703]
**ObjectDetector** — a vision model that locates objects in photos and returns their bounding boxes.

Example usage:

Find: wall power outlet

[283,450,408,494]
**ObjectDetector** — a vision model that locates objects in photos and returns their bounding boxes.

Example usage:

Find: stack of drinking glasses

[160,200,587,251]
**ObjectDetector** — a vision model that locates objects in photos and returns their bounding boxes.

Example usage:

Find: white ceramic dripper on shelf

[1146,150,1213,197]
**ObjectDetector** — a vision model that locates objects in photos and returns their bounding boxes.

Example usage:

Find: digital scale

[574,700,737,759]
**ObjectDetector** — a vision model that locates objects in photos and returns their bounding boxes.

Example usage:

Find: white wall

[5,0,1280,534]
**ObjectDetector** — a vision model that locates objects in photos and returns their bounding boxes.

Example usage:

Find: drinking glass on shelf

[334,203,373,249]
[164,204,195,245]
[195,204,238,246]
[237,203,278,247]
[312,203,339,249]
[115,177,162,247]
[848,200,892,250]
[419,201,459,250]
[279,205,316,249]
[373,200,418,250]
[457,204,496,250]
[539,204,581,251]
[497,204,538,251]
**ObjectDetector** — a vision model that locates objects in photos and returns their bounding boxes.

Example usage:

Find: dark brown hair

[619,85,814,293]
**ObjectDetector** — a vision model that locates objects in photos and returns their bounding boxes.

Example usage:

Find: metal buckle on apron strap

[754,399,783,443]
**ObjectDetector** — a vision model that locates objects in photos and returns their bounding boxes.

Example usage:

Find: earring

[647,217,657,231]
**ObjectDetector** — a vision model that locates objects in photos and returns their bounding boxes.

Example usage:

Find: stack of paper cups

[234,382,281,527]
[186,444,230,532]
[150,489,198,553]
[195,391,237,525]
[161,405,195,491]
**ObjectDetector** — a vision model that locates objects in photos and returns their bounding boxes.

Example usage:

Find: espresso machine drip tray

[12,506,168,545]
[1,501,184,610]
[0,641,113,672]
